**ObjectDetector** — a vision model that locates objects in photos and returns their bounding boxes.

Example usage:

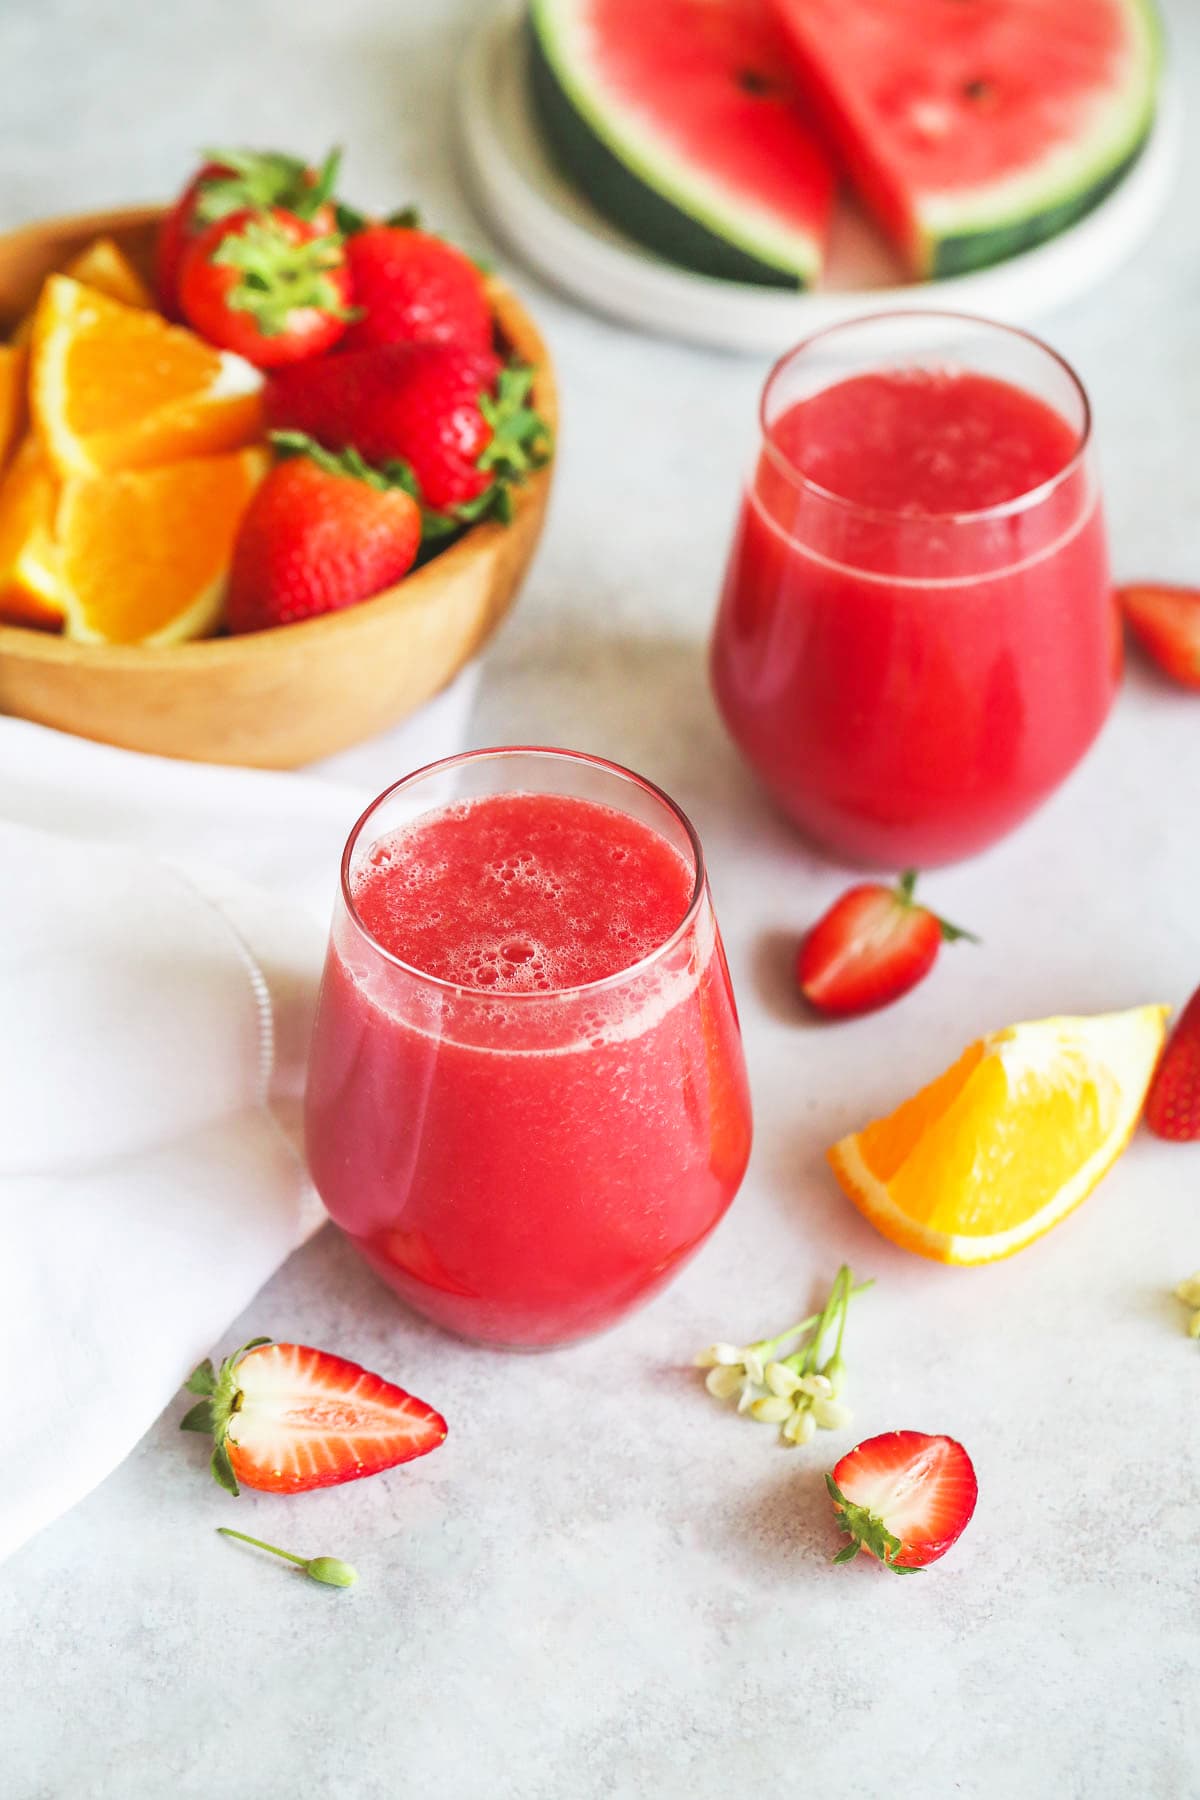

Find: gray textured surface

[3,3,1200,1796]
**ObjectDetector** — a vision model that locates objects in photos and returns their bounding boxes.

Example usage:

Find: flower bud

[1176,1275,1200,1309]
[304,1557,358,1588]
[812,1398,852,1432]
[821,1352,847,1396]
[783,1405,817,1445]
[765,1360,803,1398]
[750,1394,795,1424]
[742,1349,766,1387]
[705,1364,746,1401]
[1189,1311,1200,1341]
[696,1342,745,1368]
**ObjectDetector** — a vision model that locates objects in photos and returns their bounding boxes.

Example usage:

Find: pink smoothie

[712,366,1118,865]
[305,790,752,1347]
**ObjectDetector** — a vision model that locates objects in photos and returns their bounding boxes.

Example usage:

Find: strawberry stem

[217,1528,358,1588]
[894,869,979,945]
[211,218,356,337]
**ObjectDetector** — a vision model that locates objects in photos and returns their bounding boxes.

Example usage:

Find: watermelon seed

[963,79,997,105]
[736,68,774,97]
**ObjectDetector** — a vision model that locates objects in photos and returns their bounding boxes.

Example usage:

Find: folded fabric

[0,670,477,1562]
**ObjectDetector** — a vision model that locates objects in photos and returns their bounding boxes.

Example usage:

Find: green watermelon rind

[920,0,1163,278]
[527,0,822,290]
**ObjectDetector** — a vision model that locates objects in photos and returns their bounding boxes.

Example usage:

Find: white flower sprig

[696,1265,871,1446]
[1175,1272,1200,1339]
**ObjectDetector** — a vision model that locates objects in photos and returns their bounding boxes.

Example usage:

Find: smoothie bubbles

[305,749,752,1349]
[711,313,1116,867]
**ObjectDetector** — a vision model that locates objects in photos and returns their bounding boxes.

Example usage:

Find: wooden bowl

[0,206,556,768]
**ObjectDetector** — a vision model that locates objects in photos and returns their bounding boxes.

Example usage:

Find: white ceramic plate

[458,0,1180,355]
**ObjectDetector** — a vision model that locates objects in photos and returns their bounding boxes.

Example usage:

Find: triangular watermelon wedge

[771,0,1161,277]
[528,0,836,288]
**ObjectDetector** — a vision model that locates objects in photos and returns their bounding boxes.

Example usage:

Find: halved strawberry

[797,871,976,1018]
[827,1430,977,1572]
[181,1337,447,1495]
[1144,983,1200,1141]
[1120,584,1200,690]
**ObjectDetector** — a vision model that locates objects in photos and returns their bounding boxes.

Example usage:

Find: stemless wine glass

[711,311,1119,867]
[305,748,752,1350]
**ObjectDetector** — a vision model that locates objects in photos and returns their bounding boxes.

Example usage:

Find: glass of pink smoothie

[711,312,1118,867]
[305,748,752,1350]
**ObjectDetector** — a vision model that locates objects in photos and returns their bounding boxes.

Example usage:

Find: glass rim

[338,745,709,1001]
[758,308,1094,527]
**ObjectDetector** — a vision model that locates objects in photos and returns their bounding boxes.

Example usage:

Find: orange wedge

[30,276,264,478]
[61,236,153,310]
[0,344,26,471]
[12,236,154,350]
[828,1007,1168,1265]
[58,447,267,645]
[0,437,63,627]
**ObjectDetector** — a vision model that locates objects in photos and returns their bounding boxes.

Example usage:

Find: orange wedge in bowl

[11,235,154,351]
[58,447,267,645]
[0,438,63,627]
[60,236,153,311]
[828,1007,1168,1265]
[0,345,26,471]
[30,276,264,478]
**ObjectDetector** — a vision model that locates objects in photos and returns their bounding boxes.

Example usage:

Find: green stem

[830,1266,853,1365]
[752,1278,873,1362]
[217,1527,307,1567]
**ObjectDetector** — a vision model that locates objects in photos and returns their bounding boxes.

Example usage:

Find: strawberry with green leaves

[797,870,976,1017]
[181,1336,447,1495]
[266,342,551,525]
[342,222,493,354]
[179,205,355,368]
[156,146,341,319]
[226,434,422,634]
[827,1431,978,1572]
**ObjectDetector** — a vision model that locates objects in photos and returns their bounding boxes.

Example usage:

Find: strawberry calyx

[180,1334,272,1496]
[825,1473,922,1574]
[270,428,420,497]
[210,215,356,337]
[424,364,553,537]
[894,870,978,945]
[194,145,342,227]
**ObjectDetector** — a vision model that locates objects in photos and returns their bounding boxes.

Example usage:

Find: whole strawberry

[797,871,977,1018]
[342,223,493,354]
[156,146,341,318]
[179,206,355,369]
[1144,982,1200,1141]
[226,434,421,635]
[266,343,550,521]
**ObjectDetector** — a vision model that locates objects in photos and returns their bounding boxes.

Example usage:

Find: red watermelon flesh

[771,0,1160,276]
[529,0,837,285]
[583,0,836,247]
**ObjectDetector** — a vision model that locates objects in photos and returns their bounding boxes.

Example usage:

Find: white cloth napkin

[0,672,477,1562]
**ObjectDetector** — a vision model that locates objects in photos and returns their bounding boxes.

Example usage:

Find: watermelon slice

[527,0,836,288]
[771,0,1161,278]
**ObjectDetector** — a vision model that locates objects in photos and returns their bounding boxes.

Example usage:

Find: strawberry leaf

[211,219,356,337]
[269,430,421,497]
[179,1400,214,1434]
[826,1473,921,1574]
[384,205,422,230]
[210,1442,240,1498]
[184,1358,216,1396]
[194,148,311,226]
